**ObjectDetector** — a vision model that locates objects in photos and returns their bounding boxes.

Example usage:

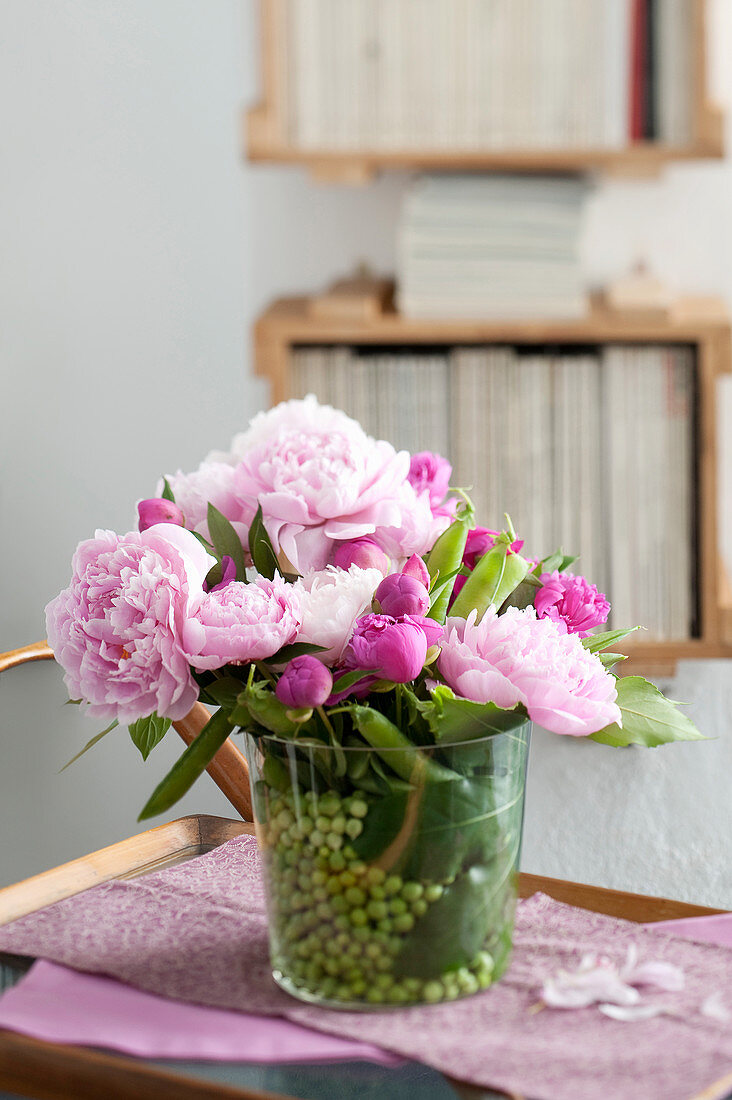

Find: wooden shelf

[246,0,724,182]
[254,289,732,678]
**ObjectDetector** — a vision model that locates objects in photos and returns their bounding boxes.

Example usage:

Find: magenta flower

[181,576,301,671]
[332,537,390,575]
[375,572,430,617]
[137,498,185,532]
[401,553,431,588]
[535,571,610,637]
[408,452,452,508]
[438,606,621,737]
[45,525,215,725]
[206,555,237,593]
[345,613,443,683]
[275,655,333,709]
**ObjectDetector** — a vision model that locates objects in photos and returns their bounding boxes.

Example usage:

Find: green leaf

[204,676,247,711]
[417,691,527,745]
[583,627,640,654]
[161,478,175,503]
[207,503,247,581]
[60,720,118,771]
[129,713,171,761]
[589,676,707,748]
[599,651,628,670]
[351,792,408,861]
[329,667,378,696]
[138,708,234,820]
[533,549,577,576]
[248,504,280,581]
[394,859,516,979]
[269,642,328,664]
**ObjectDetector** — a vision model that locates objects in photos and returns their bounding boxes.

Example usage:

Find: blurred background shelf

[254,286,732,678]
[246,0,724,182]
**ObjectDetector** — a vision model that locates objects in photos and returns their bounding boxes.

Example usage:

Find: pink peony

[181,576,301,670]
[45,525,215,725]
[292,565,383,665]
[345,613,444,683]
[401,553,431,588]
[160,461,252,544]
[408,451,452,508]
[437,606,621,737]
[535,571,611,637]
[223,396,438,574]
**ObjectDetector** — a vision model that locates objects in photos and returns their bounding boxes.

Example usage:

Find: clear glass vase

[244,720,531,1009]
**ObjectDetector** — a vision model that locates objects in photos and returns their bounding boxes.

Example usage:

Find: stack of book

[290,341,696,641]
[283,0,693,150]
[397,175,588,320]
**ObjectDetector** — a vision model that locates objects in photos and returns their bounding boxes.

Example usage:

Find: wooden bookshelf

[246,0,724,183]
[253,288,732,677]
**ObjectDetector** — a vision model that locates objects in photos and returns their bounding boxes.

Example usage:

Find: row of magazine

[282,0,693,150]
[291,342,697,641]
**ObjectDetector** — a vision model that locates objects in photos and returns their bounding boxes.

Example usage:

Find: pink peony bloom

[408,452,452,508]
[437,606,621,736]
[345,613,443,683]
[137,498,185,532]
[160,461,252,544]
[535,571,611,637]
[332,537,390,575]
[292,565,383,665]
[375,572,430,617]
[223,396,436,574]
[275,655,333,709]
[45,525,215,725]
[181,576,301,671]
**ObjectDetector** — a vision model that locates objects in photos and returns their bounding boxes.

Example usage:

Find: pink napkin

[0,833,730,1100]
[643,913,732,948]
[0,959,400,1065]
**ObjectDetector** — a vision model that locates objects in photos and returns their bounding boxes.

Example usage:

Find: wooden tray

[0,815,728,1100]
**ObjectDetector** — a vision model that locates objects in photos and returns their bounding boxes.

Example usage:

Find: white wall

[1,1,730,903]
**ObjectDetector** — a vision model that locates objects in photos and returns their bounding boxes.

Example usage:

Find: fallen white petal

[701,993,731,1023]
[542,958,640,1009]
[622,959,685,992]
[598,1003,667,1022]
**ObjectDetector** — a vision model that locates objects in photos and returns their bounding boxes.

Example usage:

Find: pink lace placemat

[0,833,730,1100]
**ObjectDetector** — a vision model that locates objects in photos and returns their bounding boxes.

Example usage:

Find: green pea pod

[450,536,530,622]
[350,706,455,785]
[243,682,300,736]
[138,708,234,820]
[426,506,474,624]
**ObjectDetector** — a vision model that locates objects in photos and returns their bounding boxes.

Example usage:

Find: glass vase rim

[242,718,531,753]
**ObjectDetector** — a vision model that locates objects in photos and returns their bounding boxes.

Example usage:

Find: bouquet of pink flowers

[46,396,703,1007]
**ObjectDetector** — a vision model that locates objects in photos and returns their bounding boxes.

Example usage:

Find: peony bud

[275,655,333,709]
[332,537,390,575]
[375,573,430,617]
[401,553,431,588]
[345,613,442,683]
[137,498,185,533]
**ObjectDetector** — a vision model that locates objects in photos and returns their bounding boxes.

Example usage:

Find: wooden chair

[0,642,253,821]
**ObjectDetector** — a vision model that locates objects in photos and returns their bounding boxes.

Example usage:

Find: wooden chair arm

[0,642,252,822]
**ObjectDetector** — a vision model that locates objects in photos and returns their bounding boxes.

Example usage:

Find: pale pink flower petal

[701,992,731,1022]
[541,956,640,1009]
[621,944,685,992]
[293,565,384,665]
[181,576,301,670]
[598,1003,667,1022]
[438,606,621,736]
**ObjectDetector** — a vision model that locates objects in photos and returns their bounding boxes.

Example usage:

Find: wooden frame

[245,0,724,182]
[254,291,732,678]
[0,813,727,1100]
